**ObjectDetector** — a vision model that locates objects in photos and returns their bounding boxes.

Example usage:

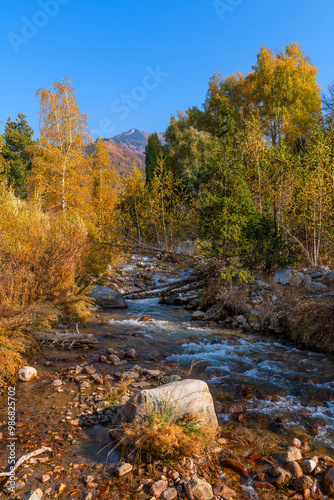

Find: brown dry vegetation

[283,298,334,352]
[115,413,218,460]
[0,184,91,382]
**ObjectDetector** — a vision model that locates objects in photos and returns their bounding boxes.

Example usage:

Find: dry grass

[284,298,334,352]
[112,403,218,461]
[105,377,132,406]
[0,184,92,383]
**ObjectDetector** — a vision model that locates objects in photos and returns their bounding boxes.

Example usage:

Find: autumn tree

[2,113,35,197]
[206,43,322,146]
[120,166,148,244]
[92,138,118,230]
[29,78,93,220]
[287,127,334,266]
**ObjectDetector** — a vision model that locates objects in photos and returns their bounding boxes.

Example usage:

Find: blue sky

[1,0,334,139]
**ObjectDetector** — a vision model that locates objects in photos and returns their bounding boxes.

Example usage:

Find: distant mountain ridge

[102,138,145,178]
[111,128,165,155]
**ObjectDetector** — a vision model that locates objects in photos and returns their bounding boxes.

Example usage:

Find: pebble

[161,487,178,500]
[126,348,137,358]
[68,419,80,426]
[284,446,303,463]
[84,365,96,375]
[302,459,317,474]
[213,483,237,498]
[116,463,133,477]
[292,438,302,448]
[40,474,51,483]
[288,461,304,478]
[57,483,66,493]
[294,475,314,491]
[51,378,62,387]
[84,475,95,484]
[272,467,291,486]
[186,477,213,500]
[150,479,168,498]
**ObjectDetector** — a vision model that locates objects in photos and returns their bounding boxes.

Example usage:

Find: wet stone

[288,461,303,478]
[294,475,314,491]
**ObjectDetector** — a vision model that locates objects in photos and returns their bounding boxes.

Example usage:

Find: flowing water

[95,296,334,454]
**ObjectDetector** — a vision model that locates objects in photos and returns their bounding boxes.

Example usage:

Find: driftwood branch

[0,446,52,477]
[34,331,98,346]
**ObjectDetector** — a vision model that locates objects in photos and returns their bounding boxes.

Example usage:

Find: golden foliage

[0,182,91,382]
[116,413,218,460]
[29,77,94,221]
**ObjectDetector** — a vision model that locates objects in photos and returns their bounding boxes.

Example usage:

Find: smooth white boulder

[18,366,37,382]
[112,379,218,429]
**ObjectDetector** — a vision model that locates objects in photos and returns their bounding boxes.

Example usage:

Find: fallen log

[34,331,98,347]
[122,276,200,298]
[124,281,205,300]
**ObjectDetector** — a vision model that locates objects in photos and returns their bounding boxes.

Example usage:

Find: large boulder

[273,267,292,285]
[111,379,218,429]
[89,285,127,309]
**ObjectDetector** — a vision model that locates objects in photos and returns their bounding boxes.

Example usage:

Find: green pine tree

[145,133,164,183]
[2,113,36,197]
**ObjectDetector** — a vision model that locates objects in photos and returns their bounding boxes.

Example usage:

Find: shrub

[0,183,91,382]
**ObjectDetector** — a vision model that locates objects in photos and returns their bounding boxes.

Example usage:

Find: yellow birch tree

[29,78,93,221]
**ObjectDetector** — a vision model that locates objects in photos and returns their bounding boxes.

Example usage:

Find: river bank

[1,258,334,499]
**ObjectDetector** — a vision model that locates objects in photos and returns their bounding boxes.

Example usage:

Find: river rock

[328,271,334,281]
[302,459,317,474]
[309,282,327,292]
[89,285,128,309]
[292,438,301,448]
[162,374,181,384]
[116,463,133,477]
[150,480,168,498]
[324,467,334,497]
[284,446,303,462]
[146,369,160,377]
[84,365,96,375]
[213,483,237,498]
[288,461,303,478]
[125,348,137,358]
[272,467,291,487]
[273,267,292,285]
[18,366,37,382]
[111,379,218,430]
[236,315,247,325]
[186,477,213,500]
[24,493,42,500]
[294,475,314,491]
[51,378,62,387]
[192,311,206,320]
[108,354,121,363]
[161,487,178,500]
